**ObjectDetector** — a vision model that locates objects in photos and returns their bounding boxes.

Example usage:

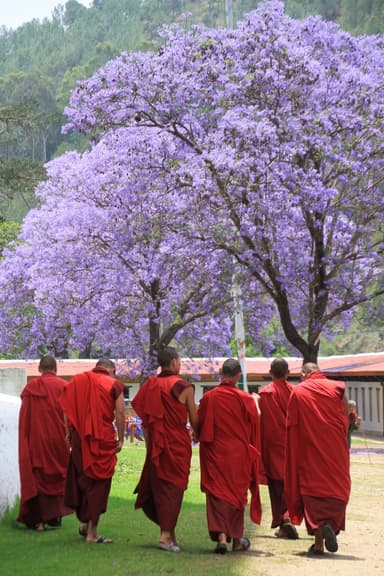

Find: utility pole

[232,273,248,392]
[226,1,246,391]
[225,0,233,29]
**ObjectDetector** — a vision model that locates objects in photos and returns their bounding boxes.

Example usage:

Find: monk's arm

[182,386,199,437]
[252,392,261,415]
[115,392,125,452]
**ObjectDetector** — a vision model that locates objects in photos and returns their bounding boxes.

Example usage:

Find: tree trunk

[274,291,320,364]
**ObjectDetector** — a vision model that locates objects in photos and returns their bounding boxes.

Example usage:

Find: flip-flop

[86,536,112,543]
[95,536,112,544]
[281,522,299,540]
[307,544,324,556]
[322,524,338,553]
[157,541,180,552]
[78,526,87,537]
[232,537,250,552]
[214,543,227,555]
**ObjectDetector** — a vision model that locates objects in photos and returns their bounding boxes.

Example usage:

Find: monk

[347,400,361,448]
[259,358,298,539]
[198,358,262,555]
[132,347,198,552]
[285,362,350,556]
[60,358,125,543]
[17,355,72,531]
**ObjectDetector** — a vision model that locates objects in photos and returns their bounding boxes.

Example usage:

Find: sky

[1,0,91,30]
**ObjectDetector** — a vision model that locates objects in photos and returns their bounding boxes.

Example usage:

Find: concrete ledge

[0,393,21,518]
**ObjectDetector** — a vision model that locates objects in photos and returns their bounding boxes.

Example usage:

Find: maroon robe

[259,378,292,528]
[18,372,71,527]
[60,367,124,524]
[132,372,193,530]
[198,382,262,540]
[285,371,350,534]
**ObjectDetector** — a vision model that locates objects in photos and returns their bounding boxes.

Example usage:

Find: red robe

[132,373,192,490]
[199,382,262,526]
[60,367,124,480]
[285,371,350,530]
[132,372,193,529]
[18,372,70,525]
[259,379,292,480]
[259,378,292,528]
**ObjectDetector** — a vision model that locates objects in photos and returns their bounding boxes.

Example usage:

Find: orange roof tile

[1,352,384,380]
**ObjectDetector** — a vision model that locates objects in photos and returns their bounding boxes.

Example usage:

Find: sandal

[47,517,62,527]
[307,544,324,556]
[232,537,250,552]
[276,521,299,540]
[322,524,338,553]
[95,536,112,544]
[86,535,112,543]
[157,541,180,552]
[214,543,227,554]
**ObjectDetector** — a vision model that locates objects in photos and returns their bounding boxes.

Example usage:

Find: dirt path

[238,441,384,576]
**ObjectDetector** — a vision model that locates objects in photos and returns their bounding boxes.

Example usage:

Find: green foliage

[0,219,20,255]
[0,100,49,220]
[63,0,88,27]
[0,157,44,219]
[319,311,384,355]
[285,0,384,34]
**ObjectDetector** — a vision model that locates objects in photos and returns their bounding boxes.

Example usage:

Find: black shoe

[47,517,62,527]
[280,520,299,540]
[214,543,227,554]
[322,524,338,553]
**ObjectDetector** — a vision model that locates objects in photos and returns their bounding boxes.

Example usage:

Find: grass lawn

[1,443,251,576]
[1,438,383,576]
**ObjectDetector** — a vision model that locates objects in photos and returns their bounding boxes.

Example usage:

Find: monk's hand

[116,439,124,453]
[252,393,261,414]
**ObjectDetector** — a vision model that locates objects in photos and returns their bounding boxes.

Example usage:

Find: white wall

[0,393,21,518]
[0,367,26,396]
[192,378,384,436]
[347,381,384,436]
[127,377,384,436]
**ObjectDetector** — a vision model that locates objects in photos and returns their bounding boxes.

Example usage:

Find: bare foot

[34,523,45,532]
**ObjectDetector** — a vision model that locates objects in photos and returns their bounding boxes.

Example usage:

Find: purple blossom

[1,1,384,364]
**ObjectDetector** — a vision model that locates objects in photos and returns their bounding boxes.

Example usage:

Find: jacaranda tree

[1,1,384,364]
[0,128,233,372]
[62,0,384,362]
